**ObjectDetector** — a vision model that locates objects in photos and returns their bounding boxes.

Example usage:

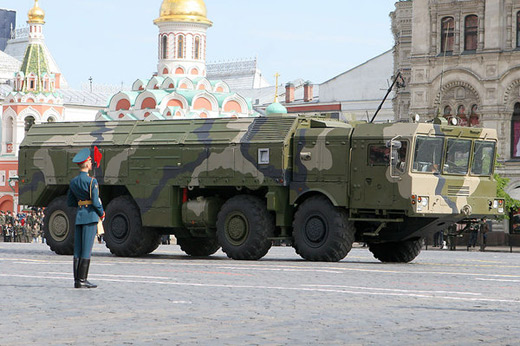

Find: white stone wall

[319,51,395,122]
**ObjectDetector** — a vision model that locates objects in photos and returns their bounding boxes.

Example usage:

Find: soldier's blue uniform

[67,148,104,289]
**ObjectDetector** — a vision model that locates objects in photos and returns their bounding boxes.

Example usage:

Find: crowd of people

[432,218,490,251]
[1,209,45,243]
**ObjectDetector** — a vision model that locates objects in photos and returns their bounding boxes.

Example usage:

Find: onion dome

[154,0,212,26]
[28,0,45,24]
[266,102,288,116]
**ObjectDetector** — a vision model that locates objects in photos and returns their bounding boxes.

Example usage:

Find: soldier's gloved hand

[101,212,105,221]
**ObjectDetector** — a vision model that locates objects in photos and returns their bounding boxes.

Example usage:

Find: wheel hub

[226,214,248,245]
[305,216,326,243]
[50,211,68,241]
[111,214,129,241]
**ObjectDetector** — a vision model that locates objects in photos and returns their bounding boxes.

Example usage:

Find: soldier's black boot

[77,258,97,289]
[73,258,80,288]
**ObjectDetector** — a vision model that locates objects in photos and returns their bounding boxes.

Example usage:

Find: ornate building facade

[96,0,256,121]
[0,0,65,211]
[392,0,520,229]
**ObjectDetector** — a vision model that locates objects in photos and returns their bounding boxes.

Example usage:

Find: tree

[494,168,520,220]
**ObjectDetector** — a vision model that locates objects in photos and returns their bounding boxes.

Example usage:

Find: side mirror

[386,140,402,149]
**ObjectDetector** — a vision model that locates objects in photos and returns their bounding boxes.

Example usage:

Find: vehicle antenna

[370,71,404,123]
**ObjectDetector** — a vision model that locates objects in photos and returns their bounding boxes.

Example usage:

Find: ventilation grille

[447,185,470,196]
[242,117,296,142]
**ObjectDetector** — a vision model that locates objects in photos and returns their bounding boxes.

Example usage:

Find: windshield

[412,136,443,173]
[443,139,472,175]
[471,141,495,176]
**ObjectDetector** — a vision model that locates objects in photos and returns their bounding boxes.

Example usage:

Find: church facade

[96,0,256,121]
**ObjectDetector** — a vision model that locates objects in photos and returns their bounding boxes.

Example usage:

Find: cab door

[350,139,396,209]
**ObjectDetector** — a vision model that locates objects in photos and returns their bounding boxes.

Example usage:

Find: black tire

[142,228,162,255]
[177,237,220,256]
[103,195,149,257]
[368,239,422,263]
[43,195,76,255]
[292,195,354,262]
[216,195,274,260]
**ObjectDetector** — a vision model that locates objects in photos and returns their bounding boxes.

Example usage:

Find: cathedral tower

[154,0,213,77]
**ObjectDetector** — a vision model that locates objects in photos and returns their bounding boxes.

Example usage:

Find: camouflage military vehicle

[18,115,504,262]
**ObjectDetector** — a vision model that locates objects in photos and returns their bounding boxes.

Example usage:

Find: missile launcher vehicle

[18,114,504,262]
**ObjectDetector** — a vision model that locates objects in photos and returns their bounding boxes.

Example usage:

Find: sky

[2,0,398,90]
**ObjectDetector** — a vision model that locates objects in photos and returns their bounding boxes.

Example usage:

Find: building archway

[0,195,14,212]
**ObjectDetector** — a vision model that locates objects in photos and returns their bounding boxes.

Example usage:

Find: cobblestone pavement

[1,243,519,345]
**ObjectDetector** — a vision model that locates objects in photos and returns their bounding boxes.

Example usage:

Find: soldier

[33,221,41,243]
[467,221,479,250]
[479,218,489,252]
[13,220,21,242]
[67,148,104,289]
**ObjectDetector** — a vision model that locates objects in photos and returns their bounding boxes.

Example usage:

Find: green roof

[266,102,288,115]
[20,44,49,93]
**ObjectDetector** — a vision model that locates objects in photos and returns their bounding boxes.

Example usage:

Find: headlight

[492,199,505,213]
[416,196,429,211]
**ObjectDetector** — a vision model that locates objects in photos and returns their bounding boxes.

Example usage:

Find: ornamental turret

[154,0,212,77]
[27,0,45,44]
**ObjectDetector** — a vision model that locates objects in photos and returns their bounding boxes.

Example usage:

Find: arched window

[177,36,184,59]
[194,36,200,60]
[441,17,455,54]
[470,104,479,127]
[24,116,35,133]
[5,117,14,153]
[517,12,520,48]
[512,103,520,157]
[6,117,13,143]
[161,35,168,59]
[443,105,452,118]
[464,15,478,51]
[457,105,468,126]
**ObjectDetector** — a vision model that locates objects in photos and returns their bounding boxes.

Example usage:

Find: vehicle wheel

[216,195,274,260]
[43,195,76,255]
[177,236,220,256]
[103,195,148,257]
[292,195,354,262]
[142,228,162,255]
[368,239,422,263]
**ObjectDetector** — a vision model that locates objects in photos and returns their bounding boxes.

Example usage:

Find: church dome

[27,0,45,24]
[266,102,288,116]
[154,0,212,26]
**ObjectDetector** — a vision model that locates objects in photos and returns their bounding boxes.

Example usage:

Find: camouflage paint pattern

[18,115,503,243]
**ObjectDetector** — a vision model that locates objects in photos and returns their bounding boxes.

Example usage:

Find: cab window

[471,141,495,176]
[413,136,444,173]
[368,144,390,165]
[368,142,408,170]
[443,138,472,175]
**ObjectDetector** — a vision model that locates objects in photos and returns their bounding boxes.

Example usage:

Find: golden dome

[27,0,45,24]
[154,0,212,26]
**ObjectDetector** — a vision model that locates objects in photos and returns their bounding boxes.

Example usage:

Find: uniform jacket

[67,172,104,225]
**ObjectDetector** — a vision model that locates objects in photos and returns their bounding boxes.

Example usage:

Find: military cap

[72,148,91,164]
